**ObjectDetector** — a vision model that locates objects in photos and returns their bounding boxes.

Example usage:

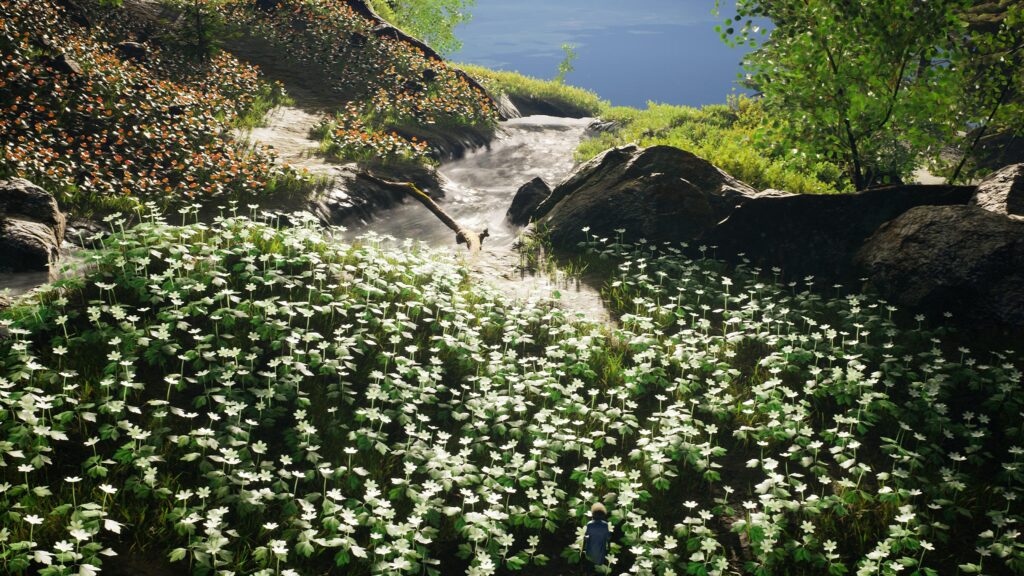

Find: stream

[351,116,591,248]
[2,114,610,322]
[348,115,611,323]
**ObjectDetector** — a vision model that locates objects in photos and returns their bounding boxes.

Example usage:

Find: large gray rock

[972,163,1024,219]
[506,177,551,226]
[506,94,593,119]
[856,205,1024,330]
[0,178,66,272]
[535,145,758,249]
[494,93,521,121]
[703,184,975,281]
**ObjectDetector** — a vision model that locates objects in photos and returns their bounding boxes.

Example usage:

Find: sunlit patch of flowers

[0,0,309,214]
[313,103,430,163]
[0,212,1022,576]
[225,0,497,161]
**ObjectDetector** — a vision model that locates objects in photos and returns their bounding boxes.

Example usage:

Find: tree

[946,1,1024,181]
[369,0,475,56]
[554,43,578,85]
[716,0,1021,190]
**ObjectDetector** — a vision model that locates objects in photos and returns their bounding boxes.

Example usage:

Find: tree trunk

[359,175,489,252]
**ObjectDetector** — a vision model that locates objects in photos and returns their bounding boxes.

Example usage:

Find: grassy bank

[458,63,849,194]
[578,97,851,194]
[458,64,609,117]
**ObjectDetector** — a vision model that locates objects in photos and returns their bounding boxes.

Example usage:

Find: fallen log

[359,174,489,252]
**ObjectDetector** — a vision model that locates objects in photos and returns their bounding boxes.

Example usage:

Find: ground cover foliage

[0,215,1021,575]
[0,0,311,216]
[226,0,497,164]
[577,97,851,195]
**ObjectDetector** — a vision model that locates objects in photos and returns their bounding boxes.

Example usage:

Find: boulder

[115,41,148,62]
[49,53,82,75]
[703,185,975,281]
[65,218,109,249]
[856,205,1024,330]
[535,145,759,249]
[971,163,1024,219]
[494,93,522,121]
[507,177,551,226]
[0,178,66,272]
[506,94,593,119]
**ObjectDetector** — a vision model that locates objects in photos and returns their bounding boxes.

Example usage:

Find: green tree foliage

[555,42,578,84]
[369,0,475,55]
[718,0,1023,189]
[947,1,1024,180]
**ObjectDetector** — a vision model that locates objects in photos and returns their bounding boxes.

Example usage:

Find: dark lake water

[452,0,761,108]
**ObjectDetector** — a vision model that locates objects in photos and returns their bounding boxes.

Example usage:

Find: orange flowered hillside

[227,0,498,163]
[0,0,309,215]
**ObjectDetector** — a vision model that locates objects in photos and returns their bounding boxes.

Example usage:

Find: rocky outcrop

[971,163,1024,219]
[585,120,618,135]
[506,94,594,120]
[507,177,551,226]
[308,164,445,225]
[0,179,66,272]
[394,123,494,162]
[535,145,759,249]
[49,53,82,75]
[703,185,975,281]
[494,94,521,121]
[856,205,1024,331]
[115,41,149,62]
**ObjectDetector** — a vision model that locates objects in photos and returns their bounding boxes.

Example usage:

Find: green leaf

[168,548,187,563]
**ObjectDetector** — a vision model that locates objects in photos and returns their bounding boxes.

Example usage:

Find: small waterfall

[349,115,611,323]
[350,115,595,248]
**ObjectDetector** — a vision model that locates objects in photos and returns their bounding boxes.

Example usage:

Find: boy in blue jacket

[583,502,611,574]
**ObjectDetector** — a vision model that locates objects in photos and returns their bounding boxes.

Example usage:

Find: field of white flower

[0,214,1021,576]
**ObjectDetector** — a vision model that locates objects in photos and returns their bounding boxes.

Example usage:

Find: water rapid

[349,115,610,322]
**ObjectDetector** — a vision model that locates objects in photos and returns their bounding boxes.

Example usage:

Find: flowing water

[351,116,592,248]
[0,253,84,298]
[3,115,611,321]
[349,115,611,323]
[0,270,54,298]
